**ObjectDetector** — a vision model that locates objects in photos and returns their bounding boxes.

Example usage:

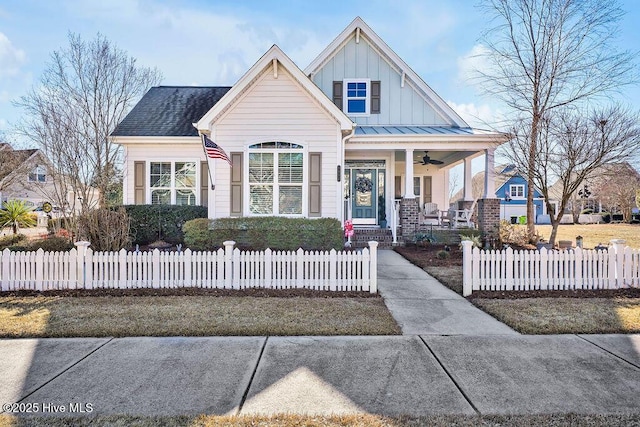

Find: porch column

[483,148,496,199]
[404,148,415,198]
[463,156,473,201]
[400,148,419,240]
[478,147,499,247]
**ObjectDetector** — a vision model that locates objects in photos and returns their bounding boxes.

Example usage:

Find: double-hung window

[248,142,304,215]
[149,161,197,205]
[509,184,525,199]
[343,79,370,115]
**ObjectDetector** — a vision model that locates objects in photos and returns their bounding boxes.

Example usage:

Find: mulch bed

[394,244,463,267]
[1,287,380,298]
[470,288,640,299]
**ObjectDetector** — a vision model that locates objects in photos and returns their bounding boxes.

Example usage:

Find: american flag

[202,134,232,166]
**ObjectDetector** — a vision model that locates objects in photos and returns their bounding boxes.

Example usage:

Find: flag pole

[201,134,216,190]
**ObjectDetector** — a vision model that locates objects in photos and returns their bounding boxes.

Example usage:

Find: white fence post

[461,240,473,296]
[151,249,160,289]
[74,241,91,289]
[223,241,235,289]
[368,241,378,294]
[35,249,44,291]
[1,248,9,291]
[610,239,626,288]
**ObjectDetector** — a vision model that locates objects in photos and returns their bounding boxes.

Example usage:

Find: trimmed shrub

[10,236,75,252]
[182,218,213,251]
[436,250,450,259]
[183,216,343,251]
[124,205,208,245]
[0,234,26,250]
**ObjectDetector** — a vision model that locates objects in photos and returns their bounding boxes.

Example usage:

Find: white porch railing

[391,200,400,244]
[0,241,378,293]
[461,239,640,296]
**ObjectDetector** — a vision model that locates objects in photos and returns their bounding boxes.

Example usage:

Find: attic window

[509,184,525,199]
[28,166,46,183]
[343,79,370,115]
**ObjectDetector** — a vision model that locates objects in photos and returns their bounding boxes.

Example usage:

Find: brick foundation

[399,198,419,240]
[478,198,500,246]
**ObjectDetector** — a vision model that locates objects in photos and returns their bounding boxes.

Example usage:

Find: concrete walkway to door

[377,250,518,335]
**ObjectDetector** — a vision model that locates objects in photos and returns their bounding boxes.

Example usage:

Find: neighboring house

[549,162,640,222]
[452,165,553,224]
[111,17,508,233]
[0,143,99,214]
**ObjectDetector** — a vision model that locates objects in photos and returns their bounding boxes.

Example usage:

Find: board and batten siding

[312,35,449,126]
[212,63,342,219]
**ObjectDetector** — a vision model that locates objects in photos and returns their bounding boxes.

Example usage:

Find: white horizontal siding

[123,142,204,205]
[213,64,341,219]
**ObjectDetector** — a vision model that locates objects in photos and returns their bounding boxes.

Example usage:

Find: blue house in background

[495,165,550,224]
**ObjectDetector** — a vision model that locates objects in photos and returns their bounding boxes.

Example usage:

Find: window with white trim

[509,184,525,199]
[248,142,303,215]
[343,79,370,115]
[28,165,46,183]
[149,161,197,205]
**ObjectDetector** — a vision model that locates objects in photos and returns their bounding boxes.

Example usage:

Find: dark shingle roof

[111,86,232,137]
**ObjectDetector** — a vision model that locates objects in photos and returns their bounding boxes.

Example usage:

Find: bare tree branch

[13,33,162,212]
[478,0,638,242]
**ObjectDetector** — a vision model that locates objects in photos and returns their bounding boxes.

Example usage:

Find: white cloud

[457,44,491,84]
[447,101,500,128]
[61,0,328,85]
[0,32,25,79]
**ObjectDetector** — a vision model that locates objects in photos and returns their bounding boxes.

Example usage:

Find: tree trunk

[12,224,17,235]
[527,116,538,243]
[549,219,560,247]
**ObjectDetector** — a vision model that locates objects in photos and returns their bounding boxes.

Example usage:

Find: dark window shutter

[200,161,209,207]
[230,153,243,216]
[309,153,322,217]
[134,161,145,204]
[332,81,343,110]
[371,81,381,114]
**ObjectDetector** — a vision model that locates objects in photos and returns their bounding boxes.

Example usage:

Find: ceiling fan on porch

[414,151,444,165]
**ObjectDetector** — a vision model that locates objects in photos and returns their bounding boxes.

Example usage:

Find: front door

[352,169,377,225]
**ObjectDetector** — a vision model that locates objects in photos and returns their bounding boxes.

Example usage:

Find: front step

[350,228,394,249]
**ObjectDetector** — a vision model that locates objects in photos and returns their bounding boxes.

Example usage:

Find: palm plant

[0,200,37,235]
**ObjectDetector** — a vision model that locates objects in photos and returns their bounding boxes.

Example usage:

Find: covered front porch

[342,126,504,244]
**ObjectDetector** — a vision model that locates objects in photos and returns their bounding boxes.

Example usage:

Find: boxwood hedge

[124,205,208,245]
[183,216,344,251]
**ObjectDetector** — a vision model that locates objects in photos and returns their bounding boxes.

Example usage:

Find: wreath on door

[354,175,373,193]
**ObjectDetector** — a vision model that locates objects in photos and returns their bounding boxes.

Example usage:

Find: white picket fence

[0,240,378,293]
[461,239,640,296]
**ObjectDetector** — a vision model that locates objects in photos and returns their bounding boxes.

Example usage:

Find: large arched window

[248,142,303,215]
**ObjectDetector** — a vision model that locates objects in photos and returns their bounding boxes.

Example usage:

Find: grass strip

[0,296,401,338]
[471,297,640,334]
[2,413,640,427]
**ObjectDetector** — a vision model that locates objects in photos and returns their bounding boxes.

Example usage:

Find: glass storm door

[352,169,377,225]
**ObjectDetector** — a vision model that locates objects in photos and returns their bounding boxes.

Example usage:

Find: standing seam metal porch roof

[354,126,495,136]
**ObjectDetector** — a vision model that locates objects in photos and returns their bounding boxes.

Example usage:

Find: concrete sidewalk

[1,335,639,417]
[377,250,517,335]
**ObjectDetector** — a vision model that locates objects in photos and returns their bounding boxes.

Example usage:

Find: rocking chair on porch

[420,202,440,225]
[441,200,477,228]
[452,199,477,228]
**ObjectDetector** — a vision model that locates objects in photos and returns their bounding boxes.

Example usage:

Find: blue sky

[1,0,639,143]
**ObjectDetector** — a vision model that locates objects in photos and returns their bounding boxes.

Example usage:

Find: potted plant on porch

[378,195,387,228]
